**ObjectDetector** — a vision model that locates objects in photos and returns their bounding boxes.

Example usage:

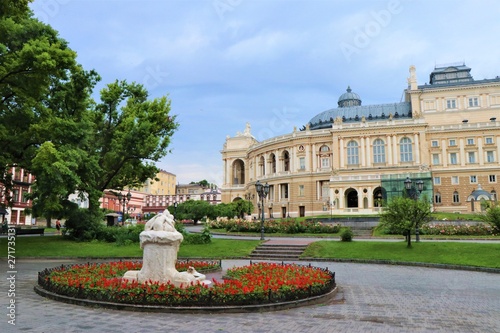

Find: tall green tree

[378,196,432,247]
[0,0,80,203]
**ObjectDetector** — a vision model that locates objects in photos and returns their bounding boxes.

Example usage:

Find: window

[321,157,330,168]
[467,138,474,145]
[487,151,495,163]
[347,141,359,165]
[298,185,305,197]
[299,157,305,170]
[449,152,458,165]
[320,145,330,152]
[400,137,413,162]
[432,154,440,165]
[453,191,460,203]
[491,190,497,201]
[489,175,497,183]
[485,137,494,144]
[280,183,289,199]
[468,152,476,163]
[434,192,441,204]
[320,181,329,199]
[434,177,441,185]
[468,97,479,107]
[283,151,290,172]
[431,140,439,147]
[373,139,386,163]
[470,175,477,183]
[449,139,456,146]
[451,176,459,185]
[446,99,457,109]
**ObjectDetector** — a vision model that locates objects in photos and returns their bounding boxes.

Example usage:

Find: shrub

[340,228,353,242]
[206,218,340,234]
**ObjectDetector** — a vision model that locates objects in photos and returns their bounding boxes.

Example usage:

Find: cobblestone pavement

[1,258,499,333]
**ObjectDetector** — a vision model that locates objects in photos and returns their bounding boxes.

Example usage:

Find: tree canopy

[1,1,179,234]
[378,196,432,247]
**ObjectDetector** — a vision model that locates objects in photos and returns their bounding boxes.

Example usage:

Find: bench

[14,228,45,236]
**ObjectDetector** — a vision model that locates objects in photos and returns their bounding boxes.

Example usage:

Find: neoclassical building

[221,64,500,217]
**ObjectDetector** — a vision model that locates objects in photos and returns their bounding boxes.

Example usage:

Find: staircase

[350,227,373,238]
[249,243,308,261]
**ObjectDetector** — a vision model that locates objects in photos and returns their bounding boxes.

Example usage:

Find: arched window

[270,154,276,173]
[283,151,290,172]
[231,159,245,185]
[400,137,413,162]
[373,138,386,163]
[434,192,441,204]
[491,190,497,201]
[453,191,460,203]
[259,156,265,176]
[319,145,330,169]
[347,141,359,165]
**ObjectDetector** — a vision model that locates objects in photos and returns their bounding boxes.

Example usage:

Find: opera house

[221,64,500,218]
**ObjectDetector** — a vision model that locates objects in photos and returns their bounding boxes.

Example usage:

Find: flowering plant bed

[207,218,341,234]
[37,261,335,308]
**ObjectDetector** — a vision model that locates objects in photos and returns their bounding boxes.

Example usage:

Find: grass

[0,236,260,259]
[2,235,499,269]
[302,241,500,268]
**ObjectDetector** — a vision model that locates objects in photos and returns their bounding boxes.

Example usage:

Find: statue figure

[144,210,176,232]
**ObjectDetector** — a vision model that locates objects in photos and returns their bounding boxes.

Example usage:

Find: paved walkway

[1,258,499,333]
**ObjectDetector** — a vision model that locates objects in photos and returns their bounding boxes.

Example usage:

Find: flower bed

[207,218,341,234]
[37,261,335,307]
[420,223,495,236]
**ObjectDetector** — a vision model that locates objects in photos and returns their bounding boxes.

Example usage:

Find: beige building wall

[141,169,177,195]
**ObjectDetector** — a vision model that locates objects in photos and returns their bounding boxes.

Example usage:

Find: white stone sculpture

[123,210,210,287]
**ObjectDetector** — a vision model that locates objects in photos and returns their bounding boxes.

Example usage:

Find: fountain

[122,210,210,287]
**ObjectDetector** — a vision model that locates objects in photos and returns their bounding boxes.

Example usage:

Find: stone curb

[33,284,338,314]
[300,257,500,274]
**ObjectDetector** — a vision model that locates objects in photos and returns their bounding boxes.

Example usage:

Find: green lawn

[2,236,499,269]
[0,236,260,259]
[302,241,500,268]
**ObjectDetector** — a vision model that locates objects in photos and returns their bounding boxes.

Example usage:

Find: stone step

[249,244,308,261]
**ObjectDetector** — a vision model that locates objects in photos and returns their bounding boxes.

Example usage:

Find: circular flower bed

[37,261,336,309]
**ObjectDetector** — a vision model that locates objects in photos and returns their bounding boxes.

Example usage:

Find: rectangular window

[432,154,440,165]
[299,157,305,170]
[449,139,456,146]
[489,175,497,183]
[431,140,439,147]
[467,138,474,145]
[449,152,458,165]
[451,176,459,185]
[485,137,494,144]
[298,185,305,197]
[468,152,476,163]
[446,99,457,109]
[280,184,289,199]
[470,175,477,183]
[433,177,441,185]
[453,191,460,203]
[468,97,479,107]
[321,157,330,168]
[487,151,495,163]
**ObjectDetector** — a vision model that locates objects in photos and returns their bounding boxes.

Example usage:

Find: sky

[30,0,500,185]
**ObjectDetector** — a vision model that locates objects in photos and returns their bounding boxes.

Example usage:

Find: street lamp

[115,189,132,226]
[173,201,178,221]
[287,201,290,218]
[255,180,270,240]
[404,177,424,241]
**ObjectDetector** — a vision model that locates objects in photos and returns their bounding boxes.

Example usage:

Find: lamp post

[404,176,424,241]
[287,201,290,218]
[173,202,178,221]
[115,189,132,226]
[255,180,270,240]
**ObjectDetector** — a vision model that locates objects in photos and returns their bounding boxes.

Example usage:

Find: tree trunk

[407,228,412,247]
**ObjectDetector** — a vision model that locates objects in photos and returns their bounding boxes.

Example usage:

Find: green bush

[340,228,354,242]
[207,218,340,234]
[183,225,212,244]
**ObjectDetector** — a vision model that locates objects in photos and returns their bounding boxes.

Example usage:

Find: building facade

[221,64,500,217]
[139,169,177,195]
[0,166,35,225]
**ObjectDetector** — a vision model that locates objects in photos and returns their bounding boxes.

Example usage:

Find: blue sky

[30,0,500,185]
